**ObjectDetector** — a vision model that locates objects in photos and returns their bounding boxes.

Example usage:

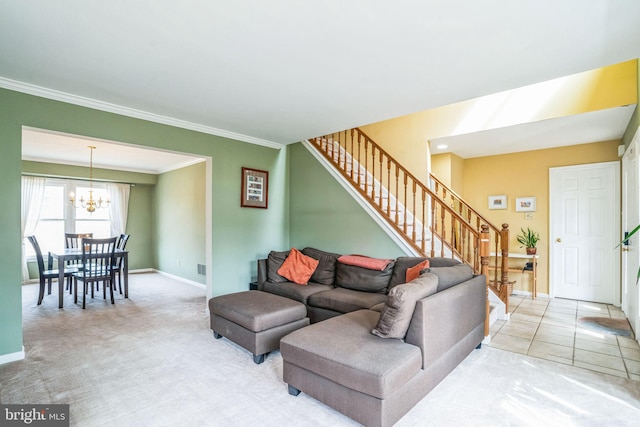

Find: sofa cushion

[338,255,393,271]
[262,280,332,305]
[428,263,474,292]
[372,273,438,339]
[280,309,423,399]
[277,248,319,285]
[302,247,341,286]
[267,250,291,283]
[335,260,395,294]
[308,288,387,314]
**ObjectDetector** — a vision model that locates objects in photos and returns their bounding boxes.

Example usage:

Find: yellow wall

[361,60,637,182]
[461,140,620,295]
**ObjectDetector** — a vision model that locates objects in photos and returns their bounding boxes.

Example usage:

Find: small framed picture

[241,167,269,209]
[515,197,536,212]
[488,195,507,210]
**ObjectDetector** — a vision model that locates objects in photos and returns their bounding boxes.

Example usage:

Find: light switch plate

[525,212,534,220]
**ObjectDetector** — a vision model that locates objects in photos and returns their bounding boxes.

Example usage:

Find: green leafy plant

[617,224,640,284]
[516,227,540,248]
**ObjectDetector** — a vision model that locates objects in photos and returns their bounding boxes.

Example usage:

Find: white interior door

[549,162,620,304]
[622,131,640,336]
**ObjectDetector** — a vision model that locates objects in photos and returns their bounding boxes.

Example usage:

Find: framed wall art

[241,167,269,209]
[515,196,536,212]
[488,195,507,210]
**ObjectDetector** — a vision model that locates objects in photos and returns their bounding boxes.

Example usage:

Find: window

[25,179,112,257]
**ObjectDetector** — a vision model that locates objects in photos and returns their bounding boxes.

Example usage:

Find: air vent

[197,264,206,275]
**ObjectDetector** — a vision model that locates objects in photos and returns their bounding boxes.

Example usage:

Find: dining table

[49,248,129,308]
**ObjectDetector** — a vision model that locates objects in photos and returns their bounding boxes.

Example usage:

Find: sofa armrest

[405,275,486,368]
[257,258,268,290]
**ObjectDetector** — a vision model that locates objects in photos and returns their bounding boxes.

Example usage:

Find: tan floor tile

[513,306,546,317]
[574,349,626,371]
[537,324,575,337]
[510,312,542,324]
[540,317,576,328]
[489,334,530,354]
[545,305,577,316]
[545,311,576,322]
[618,336,640,349]
[548,298,578,308]
[574,338,621,357]
[504,319,540,333]
[575,328,619,345]
[528,350,573,366]
[528,340,574,359]
[625,359,640,376]
[499,326,537,339]
[621,346,640,362]
[533,332,574,348]
[630,373,640,381]
[573,361,629,379]
[578,301,609,311]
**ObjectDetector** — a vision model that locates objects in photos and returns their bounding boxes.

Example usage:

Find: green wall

[0,87,289,359]
[154,162,206,283]
[288,143,407,258]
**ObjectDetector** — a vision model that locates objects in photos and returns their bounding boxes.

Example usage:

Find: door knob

[556,238,562,243]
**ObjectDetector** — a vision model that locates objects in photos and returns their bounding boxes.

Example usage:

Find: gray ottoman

[209,290,309,364]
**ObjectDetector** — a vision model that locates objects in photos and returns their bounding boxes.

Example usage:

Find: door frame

[549,161,620,304]
[622,127,640,336]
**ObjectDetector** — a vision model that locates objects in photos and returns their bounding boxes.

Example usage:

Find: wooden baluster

[394,167,399,225]
[386,159,391,216]
[378,151,383,208]
[480,224,490,337]
[350,129,355,181]
[440,207,446,257]
[411,181,417,242]
[356,132,361,186]
[430,202,436,257]
[403,174,408,233]
[500,223,510,314]
[364,139,368,193]
[370,145,375,199]
[421,188,426,251]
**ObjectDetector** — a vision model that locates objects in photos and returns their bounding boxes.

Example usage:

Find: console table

[490,252,539,299]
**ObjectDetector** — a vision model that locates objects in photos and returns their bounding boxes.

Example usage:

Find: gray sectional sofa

[254,247,486,427]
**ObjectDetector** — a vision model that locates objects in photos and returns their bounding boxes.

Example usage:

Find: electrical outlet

[176,259,181,267]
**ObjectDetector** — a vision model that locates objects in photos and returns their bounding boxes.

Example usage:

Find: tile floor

[489,295,640,381]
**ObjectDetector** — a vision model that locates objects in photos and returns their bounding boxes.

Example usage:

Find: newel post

[500,224,510,314]
[480,224,490,337]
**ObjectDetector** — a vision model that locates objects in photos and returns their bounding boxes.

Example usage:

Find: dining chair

[112,234,130,294]
[72,237,117,309]
[64,233,93,293]
[27,235,78,305]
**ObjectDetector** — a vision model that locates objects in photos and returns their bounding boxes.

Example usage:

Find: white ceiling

[21,128,204,174]
[3,1,640,164]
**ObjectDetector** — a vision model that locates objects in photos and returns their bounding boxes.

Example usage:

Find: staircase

[306,128,513,336]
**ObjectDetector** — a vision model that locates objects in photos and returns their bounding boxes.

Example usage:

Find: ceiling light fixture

[436,144,448,149]
[69,146,110,213]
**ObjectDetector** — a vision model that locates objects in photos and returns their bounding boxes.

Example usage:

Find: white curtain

[107,183,130,237]
[21,176,46,283]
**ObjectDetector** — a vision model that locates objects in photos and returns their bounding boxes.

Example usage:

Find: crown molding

[0,77,284,150]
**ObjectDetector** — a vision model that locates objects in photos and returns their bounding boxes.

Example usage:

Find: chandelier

[69,146,110,213]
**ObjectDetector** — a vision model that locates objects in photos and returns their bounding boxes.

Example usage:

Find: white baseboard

[154,270,206,290]
[511,290,550,299]
[0,347,25,365]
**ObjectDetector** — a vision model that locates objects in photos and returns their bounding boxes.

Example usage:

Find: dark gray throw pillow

[428,263,474,292]
[335,260,395,294]
[301,247,341,286]
[267,250,291,283]
[372,273,438,339]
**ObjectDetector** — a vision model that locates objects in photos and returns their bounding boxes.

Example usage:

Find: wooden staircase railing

[307,128,511,335]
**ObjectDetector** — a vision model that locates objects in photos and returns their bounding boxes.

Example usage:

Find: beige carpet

[1,273,640,426]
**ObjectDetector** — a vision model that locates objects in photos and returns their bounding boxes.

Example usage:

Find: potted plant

[516,227,540,255]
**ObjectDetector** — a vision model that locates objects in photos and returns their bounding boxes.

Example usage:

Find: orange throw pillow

[277,248,320,285]
[405,259,430,283]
